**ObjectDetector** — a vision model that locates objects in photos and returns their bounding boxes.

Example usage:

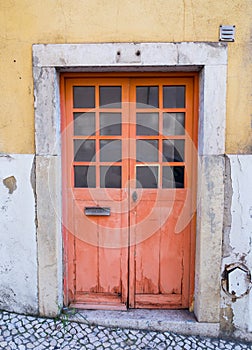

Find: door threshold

[61,308,219,338]
[70,302,127,311]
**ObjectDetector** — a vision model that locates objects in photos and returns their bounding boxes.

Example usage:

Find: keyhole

[132,191,138,202]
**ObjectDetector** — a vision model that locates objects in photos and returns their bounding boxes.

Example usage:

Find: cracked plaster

[0,154,38,314]
[221,155,252,341]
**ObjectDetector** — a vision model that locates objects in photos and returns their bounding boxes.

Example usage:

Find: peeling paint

[0,154,38,315]
[3,176,17,194]
[220,305,235,336]
[220,155,252,341]
[0,154,13,159]
[0,284,37,315]
[30,157,36,196]
[222,155,233,257]
[0,286,17,308]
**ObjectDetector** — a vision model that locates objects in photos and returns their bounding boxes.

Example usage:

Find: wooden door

[61,73,197,310]
[128,78,195,308]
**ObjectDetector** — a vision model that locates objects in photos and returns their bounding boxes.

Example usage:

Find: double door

[61,73,197,309]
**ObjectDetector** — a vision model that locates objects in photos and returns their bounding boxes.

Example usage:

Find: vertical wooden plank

[98,207,123,294]
[75,237,99,292]
[74,203,99,293]
[159,202,184,295]
[135,232,160,294]
[135,200,160,294]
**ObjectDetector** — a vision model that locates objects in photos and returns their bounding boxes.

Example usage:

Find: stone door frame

[32,42,227,323]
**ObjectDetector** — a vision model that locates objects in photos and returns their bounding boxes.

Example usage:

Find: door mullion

[128,79,137,308]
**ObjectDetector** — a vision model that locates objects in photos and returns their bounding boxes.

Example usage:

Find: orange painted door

[128,78,196,308]
[61,74,197,310]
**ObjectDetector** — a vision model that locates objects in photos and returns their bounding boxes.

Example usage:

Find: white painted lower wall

[221,154,252,341]
[0,154,38,314]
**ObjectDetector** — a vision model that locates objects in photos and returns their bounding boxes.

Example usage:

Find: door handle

[132,191,138,202]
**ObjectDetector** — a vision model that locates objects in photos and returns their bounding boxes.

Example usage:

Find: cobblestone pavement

[0,310,251,350]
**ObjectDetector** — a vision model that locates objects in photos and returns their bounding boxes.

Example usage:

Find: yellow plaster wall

[0,0,251,153]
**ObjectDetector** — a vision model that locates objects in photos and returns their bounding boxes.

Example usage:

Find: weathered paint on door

[61,73,198,310]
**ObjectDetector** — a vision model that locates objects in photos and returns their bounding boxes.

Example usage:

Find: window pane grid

[134,84,187,189]
[71,81,189,189]
[73,84,123,188]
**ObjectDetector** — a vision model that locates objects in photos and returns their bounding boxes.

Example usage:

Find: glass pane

[100,113,122,135]
[136,166,158,188]
[136,86,159,108]
[162,166,184,188]
[74,166,96,188]
[163,113,185,135]
[100,140,121,162]
[74,140,96,162]
[74,112,95,136]
[162,140,184,162]
[99,86,121,108]
[163,86,185,108]
[136,113,159,135]
[73,86,95,108]
[136,140,158,162]
[100,166,121,188]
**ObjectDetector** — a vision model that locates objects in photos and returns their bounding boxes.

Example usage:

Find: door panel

[63,78,129,309]
[128,77,194,308]
[61,73,197,310]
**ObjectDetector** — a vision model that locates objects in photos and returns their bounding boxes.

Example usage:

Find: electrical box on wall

[222,263,251,300]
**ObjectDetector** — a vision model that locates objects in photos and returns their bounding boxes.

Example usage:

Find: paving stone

[3,329,10,337]
[79,337,89,345]
[34,346,46,350]
[103,342,112,348]
[14,337,22,345]
[128,332,137,339]
[10,343,18,350]
[157,333,166,342]
[205,340,214,348]
[153,336,160,344]
[50,339,57,346]
[175,345,183,350]
[85,327,92,334]
[17,345,26,350]
[86,344,95,349]
[100,335,109,343]
[11,328,18,336]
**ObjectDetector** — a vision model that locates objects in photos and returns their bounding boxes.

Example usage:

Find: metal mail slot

[84,207,111,216]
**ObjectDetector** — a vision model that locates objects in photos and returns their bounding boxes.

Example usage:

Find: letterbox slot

[84,207,111,216]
